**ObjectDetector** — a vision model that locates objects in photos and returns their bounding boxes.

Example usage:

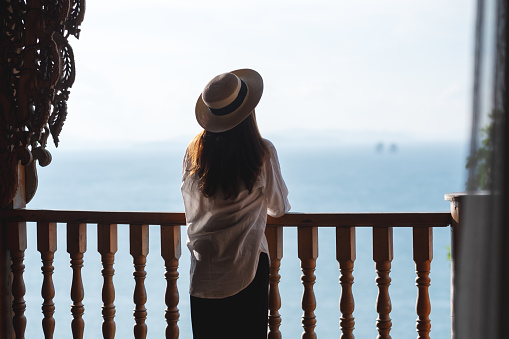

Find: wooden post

[98,223,117,339]
[7,221,27,339]
[0,217,13,339]
[37,222,57,339]
[67,223,87,339]
[266,226,283,339]
[413,227,433,339]
[336,227,356,339]
[1,162,27,339]
[373,226,393,339]
[161,225,181,339]
[130,224,149,339]
[298,226,318,339]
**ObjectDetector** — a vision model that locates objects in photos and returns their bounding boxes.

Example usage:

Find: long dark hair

[187,111,268,199]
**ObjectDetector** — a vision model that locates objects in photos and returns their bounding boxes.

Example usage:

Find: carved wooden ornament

[0,0,85,207]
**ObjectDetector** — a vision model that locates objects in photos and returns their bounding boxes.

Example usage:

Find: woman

[181,69,291,338]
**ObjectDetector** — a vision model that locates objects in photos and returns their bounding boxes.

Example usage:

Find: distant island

[375,142,398,153]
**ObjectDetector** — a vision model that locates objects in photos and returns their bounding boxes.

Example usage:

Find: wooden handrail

[268,212,451,227]
[1,210,187,225]
[1,209,452,227]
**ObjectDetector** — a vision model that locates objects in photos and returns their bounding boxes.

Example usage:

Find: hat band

[209,80,248,116]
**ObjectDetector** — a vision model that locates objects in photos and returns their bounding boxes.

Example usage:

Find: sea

[23,139,468,338]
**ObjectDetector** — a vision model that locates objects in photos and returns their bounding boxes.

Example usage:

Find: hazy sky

[57,0,476,151]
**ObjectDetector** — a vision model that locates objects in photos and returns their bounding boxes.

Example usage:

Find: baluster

[413,227,433,339]
[7,221,27,339]
[1,223,12,339]
[161,225,181,339]
[298,226,318,339]
[67,223,87,339]
[130,224,149,339]
[373,227,393,339]
[37,222,57,339]
[336,227,356,339]
[265,226,283,339]
[98,223,117,339]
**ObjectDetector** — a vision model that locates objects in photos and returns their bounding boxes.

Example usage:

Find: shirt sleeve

[263,140,291,217]
[182,147,190,177]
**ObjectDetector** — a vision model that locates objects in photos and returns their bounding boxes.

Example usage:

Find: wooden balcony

[0,208,456,339]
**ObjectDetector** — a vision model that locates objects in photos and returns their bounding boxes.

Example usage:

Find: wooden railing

[0,209,453,339]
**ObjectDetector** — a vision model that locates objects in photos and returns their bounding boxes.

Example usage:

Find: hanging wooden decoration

[0,0,85,207]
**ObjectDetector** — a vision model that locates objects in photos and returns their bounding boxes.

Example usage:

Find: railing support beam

[161,225,181,339]
[413,227,432,339]
[67,223,86,339]
[0,218,13,339]
[7,221,27,339]
[98,223,117,339]
[131,224,149,339]
[336,227,356,339]
[266,226,284,339]
[37,222,57,339]
[373,226,393,339]
[1,162,27,339]
[298,226,318,339]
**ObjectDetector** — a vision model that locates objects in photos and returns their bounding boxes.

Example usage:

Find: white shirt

[181,139,291,298]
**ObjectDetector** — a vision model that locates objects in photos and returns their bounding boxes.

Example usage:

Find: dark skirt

[190,252,269,339]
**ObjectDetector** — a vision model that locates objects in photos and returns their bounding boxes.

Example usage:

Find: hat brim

[195,69,263,133]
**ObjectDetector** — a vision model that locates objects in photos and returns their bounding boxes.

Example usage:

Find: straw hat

[195,69,263,133]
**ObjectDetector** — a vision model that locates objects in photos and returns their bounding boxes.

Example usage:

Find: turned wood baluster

[373,226,393,339]
[67,223,87,339]
[37,222,57,339]
[7,221,27,339]
[130,224,149,339]
[160,225,181,339]
[1,222,13,339]
[298,226,318,339]
[336,227,356,339]
[98,223,117,339]
[413,227,433,339]
[265,226,283,339]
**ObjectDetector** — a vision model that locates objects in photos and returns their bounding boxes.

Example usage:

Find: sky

[54,0,476,151]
